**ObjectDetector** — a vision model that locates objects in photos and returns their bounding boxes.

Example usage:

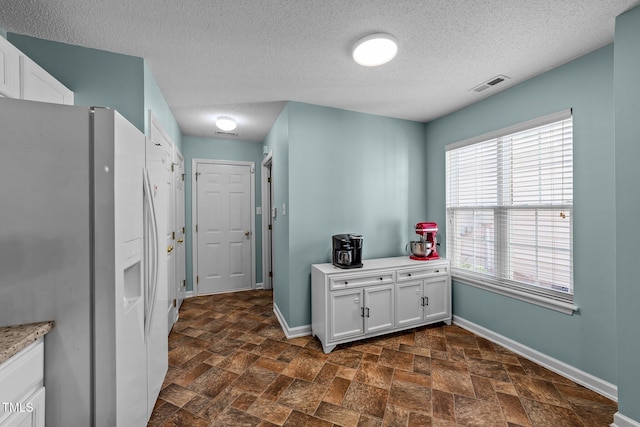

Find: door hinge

[182,226,185,234]
[267,177,271,183]
[173,299,177,308]
[195,172,201,180]
[171,163,175,172]
[172,231,175,240]
[268,224,272,230]
[181,173,185,181]
[195,224,198,232]
[269,271,273,278]
[196,276,199,284]
[183,279,186,286]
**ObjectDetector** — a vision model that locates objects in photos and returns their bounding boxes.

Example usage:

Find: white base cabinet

[312,256,451,353]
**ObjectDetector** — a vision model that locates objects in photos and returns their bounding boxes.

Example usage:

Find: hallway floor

[148,290,616,426]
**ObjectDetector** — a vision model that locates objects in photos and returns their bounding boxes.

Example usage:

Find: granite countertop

[0,321,54,364]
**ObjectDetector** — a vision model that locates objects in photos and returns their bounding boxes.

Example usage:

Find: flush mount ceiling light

[352,33,398,67]
[215,116,237,131]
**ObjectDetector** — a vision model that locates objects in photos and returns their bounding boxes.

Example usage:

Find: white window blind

[445,110,574,312]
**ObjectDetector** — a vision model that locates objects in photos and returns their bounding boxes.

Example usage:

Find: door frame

[261,151,273,290]
[191,158,256,296]
[173,148,186,310]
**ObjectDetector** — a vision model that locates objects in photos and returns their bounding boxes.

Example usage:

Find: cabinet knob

[344,281,348,285]
[379,277,383,281]
[408,273,412,277]
[435,270,439,273]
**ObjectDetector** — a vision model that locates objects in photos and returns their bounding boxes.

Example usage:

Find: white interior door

[195,161,254,295]
[174,150,186,310]
[148,112,176,334]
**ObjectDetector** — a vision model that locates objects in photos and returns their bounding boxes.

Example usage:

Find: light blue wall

[8,34,145,132]
[144,61,182,151]
[267,102,427,328]
[425,45,617,384]
[614,6,640,422]
[263,104,291,319]
[182,136,264,292]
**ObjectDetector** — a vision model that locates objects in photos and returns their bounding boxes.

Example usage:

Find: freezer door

[92,108,148,426]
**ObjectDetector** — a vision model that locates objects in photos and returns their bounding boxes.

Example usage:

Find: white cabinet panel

[3,387,44,427]
[424,276,450,322]
[0,37,20,99]
[0,339,46,427]
[396,280,423,327]
[364,284,394,334]
[20,56,73,105]
[330,288,364,340]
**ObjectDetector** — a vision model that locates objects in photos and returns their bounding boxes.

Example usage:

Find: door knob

[177,239,184,243]
[167,245,174,253]
[244,230,251,236]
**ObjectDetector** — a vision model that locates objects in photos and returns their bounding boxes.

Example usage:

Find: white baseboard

[185,290,194,299]
[612,412,640,427]
[255,282,264,290]
[453,315,618,402]
[272,302,312,339]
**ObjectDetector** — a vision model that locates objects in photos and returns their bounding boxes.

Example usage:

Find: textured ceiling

[1,0,638,142]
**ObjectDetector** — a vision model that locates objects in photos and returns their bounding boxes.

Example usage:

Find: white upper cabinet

[21,55,74,105]
[0,36,73,105]
[0,37,21,98]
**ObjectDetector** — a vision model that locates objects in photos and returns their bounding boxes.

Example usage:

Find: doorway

[192,159,255,295]
[261,152,273,290]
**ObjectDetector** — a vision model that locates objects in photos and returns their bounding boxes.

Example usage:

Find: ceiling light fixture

[216,116,237,131]
[352,33,398,67]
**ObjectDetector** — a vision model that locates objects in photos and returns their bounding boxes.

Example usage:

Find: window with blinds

[445,110,574,312]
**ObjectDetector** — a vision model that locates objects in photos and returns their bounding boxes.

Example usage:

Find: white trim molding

[612,412,640,427]
[453,315,618,402]
[273,302,312,339]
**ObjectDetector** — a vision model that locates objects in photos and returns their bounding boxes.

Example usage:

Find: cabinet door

[330,289,364,340]
[20,56,74,105]
[424,276,450,321]
[364,284,394,334]
[0,37,20,98]
[3,387,45,427]
[396,280,423,327]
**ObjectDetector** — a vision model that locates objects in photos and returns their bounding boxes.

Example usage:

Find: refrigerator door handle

[143,169,159,340]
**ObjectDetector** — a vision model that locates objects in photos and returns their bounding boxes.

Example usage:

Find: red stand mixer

[408,222,440,260]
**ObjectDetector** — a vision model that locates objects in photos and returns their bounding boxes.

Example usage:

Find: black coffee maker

[332,234,363,269]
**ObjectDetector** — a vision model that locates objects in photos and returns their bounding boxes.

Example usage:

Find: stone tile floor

[148,290,616,426]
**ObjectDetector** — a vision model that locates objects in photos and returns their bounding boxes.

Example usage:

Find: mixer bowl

[409,241,433,257]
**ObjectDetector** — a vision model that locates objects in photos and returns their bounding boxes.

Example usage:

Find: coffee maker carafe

[332,234,363,269]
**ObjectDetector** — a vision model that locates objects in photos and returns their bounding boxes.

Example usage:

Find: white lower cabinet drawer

[330,271,394,290]
[397,266,447,282]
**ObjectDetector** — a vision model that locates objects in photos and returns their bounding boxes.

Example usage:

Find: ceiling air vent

[215,131,238,137]
[470,75,510,93]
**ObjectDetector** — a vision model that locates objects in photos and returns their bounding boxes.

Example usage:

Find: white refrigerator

[0,98,169,426]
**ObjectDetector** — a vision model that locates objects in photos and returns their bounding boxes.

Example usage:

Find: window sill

[452,273,578,315]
